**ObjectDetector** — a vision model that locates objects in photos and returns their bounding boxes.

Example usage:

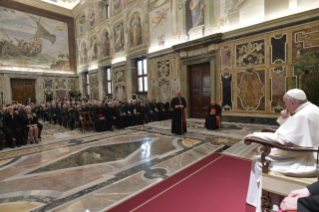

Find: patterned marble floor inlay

[0,119,276,212]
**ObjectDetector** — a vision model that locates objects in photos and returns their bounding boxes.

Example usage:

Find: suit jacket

[298,181,319,212]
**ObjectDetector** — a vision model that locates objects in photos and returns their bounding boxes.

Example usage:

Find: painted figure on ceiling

[130,12,142,48]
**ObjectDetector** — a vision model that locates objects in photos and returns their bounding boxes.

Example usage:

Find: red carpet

[107,153,255,212]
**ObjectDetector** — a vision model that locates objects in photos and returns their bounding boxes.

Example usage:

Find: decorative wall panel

[149,54,180,103]
[270,67,287,112]
[158,80,171,102]
[236,39,265,68]
[89,73,99,100]
[221,73,232,111]
[220,46,232,71]
[270,34,287,64]
[237,70,265,111]
[113,66,127,100]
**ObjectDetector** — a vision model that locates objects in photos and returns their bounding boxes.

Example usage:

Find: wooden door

[11,79,36,104]
[189,62,211,118]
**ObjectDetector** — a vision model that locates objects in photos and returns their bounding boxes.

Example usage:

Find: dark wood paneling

[0,0,76,73]
[189,62,211,118]
[11,79,36,104]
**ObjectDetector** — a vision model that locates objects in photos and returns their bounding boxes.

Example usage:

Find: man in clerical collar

[205,99,221,130]
[245,89,319,212]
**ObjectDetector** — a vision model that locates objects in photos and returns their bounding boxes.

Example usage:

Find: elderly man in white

[245,89,319,212]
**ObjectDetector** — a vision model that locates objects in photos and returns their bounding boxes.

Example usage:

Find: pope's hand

[280,197,298,211]
[244,134,254,140]
[281,108,290,119]
[288,188,311,198]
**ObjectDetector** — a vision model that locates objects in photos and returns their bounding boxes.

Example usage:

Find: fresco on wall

[0,7,70,70]
[130,12,142,49]
[89,35,99,61]
[126,0,143,8]
[149,3,171,49]
[80,41,88,65]
[185,0,206,35]
[236,39,265,68]
[113,0,123,16]
[115,70,125,83]
[101,30,110,57]
[114,22,125,53]
[88,5,96,29]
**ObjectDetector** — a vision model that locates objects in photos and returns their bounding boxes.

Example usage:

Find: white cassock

[246,102,319,212]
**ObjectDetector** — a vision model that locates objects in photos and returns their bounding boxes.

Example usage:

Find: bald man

[171,91,187,135]
[245,89,319,212]
[205,99,221,130]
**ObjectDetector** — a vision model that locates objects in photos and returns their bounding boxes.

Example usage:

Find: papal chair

[244,128,318,212]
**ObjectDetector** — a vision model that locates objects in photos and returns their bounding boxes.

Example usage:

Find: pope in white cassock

[245,89,319,212]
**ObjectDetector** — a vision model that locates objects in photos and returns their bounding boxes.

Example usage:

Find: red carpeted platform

[107,153,255,212]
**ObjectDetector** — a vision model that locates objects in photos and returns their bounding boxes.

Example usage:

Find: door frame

[180,51,218,119]
[5,74,42,104]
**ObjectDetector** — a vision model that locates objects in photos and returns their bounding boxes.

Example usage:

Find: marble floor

[0,119,277,212]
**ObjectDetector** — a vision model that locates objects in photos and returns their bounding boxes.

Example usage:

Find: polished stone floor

[0,119,277,212]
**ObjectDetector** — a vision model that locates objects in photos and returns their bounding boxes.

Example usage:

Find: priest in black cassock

[171,91,187,135]
[205,99,221,130]
[94,102,108,132]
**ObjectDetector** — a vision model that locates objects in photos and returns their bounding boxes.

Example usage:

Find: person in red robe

[205,99,221,130]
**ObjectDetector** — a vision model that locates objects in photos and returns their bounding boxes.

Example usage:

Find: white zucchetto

[286,89,307,101]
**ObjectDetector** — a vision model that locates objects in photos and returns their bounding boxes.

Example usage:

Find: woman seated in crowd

[22,106,39,144]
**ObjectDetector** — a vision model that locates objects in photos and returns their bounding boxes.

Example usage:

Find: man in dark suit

[3,106,23,148]
[171,91,187,135]
[25,97,33,105]
[280,181,319,212]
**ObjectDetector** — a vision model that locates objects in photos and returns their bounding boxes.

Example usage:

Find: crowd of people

[0,97,172,150]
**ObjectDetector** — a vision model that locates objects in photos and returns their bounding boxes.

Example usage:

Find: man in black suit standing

[26,97,33,105]
[280,181,319,211]
[171,90,187,135]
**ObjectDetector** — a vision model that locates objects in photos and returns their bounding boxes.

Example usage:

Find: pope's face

[283,94,298,113]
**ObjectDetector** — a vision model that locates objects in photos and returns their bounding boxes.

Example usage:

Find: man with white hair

[245,89,319,212]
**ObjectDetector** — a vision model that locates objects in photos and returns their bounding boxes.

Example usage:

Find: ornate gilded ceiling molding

[7,0,74,17]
